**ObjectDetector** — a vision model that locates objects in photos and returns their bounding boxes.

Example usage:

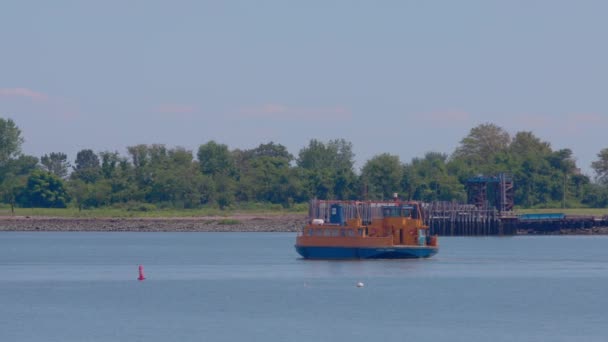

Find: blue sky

[1,1,606,173]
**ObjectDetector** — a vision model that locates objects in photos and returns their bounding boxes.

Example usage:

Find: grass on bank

[0,202,308,218]
[1,203,606,219]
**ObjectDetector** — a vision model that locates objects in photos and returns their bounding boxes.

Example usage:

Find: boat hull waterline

[295,245,438,259]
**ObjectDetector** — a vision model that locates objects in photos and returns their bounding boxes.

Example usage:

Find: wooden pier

[422,202,517,236]
[308,199,608,236]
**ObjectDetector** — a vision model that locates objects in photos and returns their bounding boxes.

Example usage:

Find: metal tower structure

[466,173,514,213]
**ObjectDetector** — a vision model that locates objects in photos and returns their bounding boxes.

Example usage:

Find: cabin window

[382,206,415,218]
[383,207,394,217]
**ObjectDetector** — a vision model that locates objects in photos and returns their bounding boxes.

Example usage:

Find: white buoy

[356,282,364,288]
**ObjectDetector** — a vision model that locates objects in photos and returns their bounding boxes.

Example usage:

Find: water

[1,233,608,341]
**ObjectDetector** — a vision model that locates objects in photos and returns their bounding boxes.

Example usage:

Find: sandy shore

[0,214,307,232]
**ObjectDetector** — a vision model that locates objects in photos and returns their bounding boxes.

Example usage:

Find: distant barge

[295,200,438,259]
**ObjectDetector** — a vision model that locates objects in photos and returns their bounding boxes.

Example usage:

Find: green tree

[360,153,402,200]
[126,144,187,206]
[405,152,465,202]
[0,118,24,166]
[234,142,304,207]
[246,142,293,162]
[296,139,356,200]
[40,152,70,179]
[68,179,90,211]
[72,149,101,183]
[510,131,551,157]
[96,151,138,205]
[452,123,510,167]
[147,147,212,208]
[100,151,123,179]
[591,148,608,184]
[297,139,353,171]
[213,174,235,209]
[127,144,155,195]
[19,170,69,208]
[240,156,291,204]
[548,149,576,208]
[197,141,235,177]
[0,172,27,213]
[582,183,608,208]
[2,155,38,179]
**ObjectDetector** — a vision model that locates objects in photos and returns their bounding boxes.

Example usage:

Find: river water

[1,232,607,341]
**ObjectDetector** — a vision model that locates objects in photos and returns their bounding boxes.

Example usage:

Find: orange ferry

[295,200,438,259]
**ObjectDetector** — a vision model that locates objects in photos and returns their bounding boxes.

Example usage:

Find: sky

[1,0,606,174]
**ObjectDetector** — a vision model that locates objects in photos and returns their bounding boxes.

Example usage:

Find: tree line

[1,118,608,211]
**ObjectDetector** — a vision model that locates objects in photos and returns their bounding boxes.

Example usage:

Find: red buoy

[138,265,146,281]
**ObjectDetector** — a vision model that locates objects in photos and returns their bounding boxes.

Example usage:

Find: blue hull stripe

[295,245,438,259]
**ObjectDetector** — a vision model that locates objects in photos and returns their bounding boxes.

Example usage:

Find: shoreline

[1,215,607,235]
[0,214,307,232]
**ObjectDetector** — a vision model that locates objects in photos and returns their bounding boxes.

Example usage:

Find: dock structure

[466,173,514,212]
[308,176,608,236]
[420,173,518,236]
[422,201,517,236]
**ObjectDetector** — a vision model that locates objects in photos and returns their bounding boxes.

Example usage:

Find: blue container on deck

[329,204,345,225]
[518,213,565,220]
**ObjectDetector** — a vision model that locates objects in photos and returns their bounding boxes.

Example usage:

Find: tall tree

[74,149,100,170]
[247,142,293,162]
[100,152,136,205]
[0,118,24,167]
[40,152,70,179]
[0,172,26,213]
[100,151,123,179]
[296,139,356,200]
[18,170,69,208]
[591,148,608,185]
[452,123,510,167]
[147,147,210,208]
[197,141,235,177]
[405,152,465,202]
[68,179,91,211]
[297,138,354,171]
[3,155,38,178]
[234,142,303,206]
[360,153,403,200]
[510,131,552,158]
[72,149,101,183]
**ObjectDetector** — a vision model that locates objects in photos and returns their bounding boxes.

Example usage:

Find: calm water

[1,233,608,342]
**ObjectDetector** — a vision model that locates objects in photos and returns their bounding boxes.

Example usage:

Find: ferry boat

[295,200,438,259]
